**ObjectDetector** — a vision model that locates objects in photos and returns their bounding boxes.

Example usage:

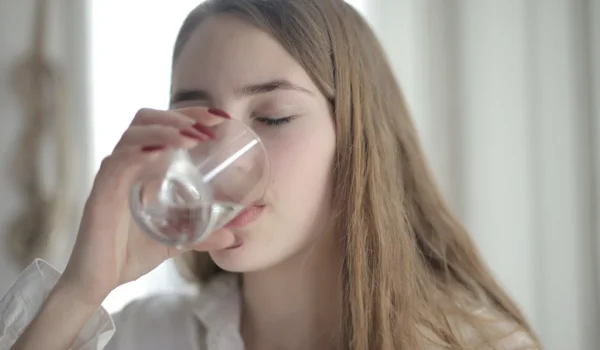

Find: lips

[224,204,265,229]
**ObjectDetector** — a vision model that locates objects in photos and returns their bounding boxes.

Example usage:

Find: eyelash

[255,116,295,126]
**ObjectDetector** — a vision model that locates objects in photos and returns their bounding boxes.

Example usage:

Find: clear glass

[129,118,269,248]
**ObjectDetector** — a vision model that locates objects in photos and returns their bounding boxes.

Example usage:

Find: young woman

[1,0,541,349]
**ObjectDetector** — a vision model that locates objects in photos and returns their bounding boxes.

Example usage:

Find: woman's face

[171,14,336,272]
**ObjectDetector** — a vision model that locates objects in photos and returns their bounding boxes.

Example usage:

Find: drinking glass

[129,116,269,248]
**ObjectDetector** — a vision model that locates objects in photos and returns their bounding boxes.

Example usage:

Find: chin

[208,242,286,273]
[210,251,270,273]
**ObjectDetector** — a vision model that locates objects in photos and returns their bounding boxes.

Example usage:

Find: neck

[240,236,343,350]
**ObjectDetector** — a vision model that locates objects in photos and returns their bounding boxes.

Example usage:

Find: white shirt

[0,260,538,350]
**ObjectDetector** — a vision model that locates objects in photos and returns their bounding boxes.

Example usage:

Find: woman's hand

[60,107,235,304]
[11,108,234,350]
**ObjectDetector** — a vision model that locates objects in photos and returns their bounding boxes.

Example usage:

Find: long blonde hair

[172,0,540,348]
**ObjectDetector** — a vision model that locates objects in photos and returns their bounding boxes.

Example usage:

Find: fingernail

[180,129,209,141]
[192,122,216,138]
[208,108,231,119]
[141,145,166,153]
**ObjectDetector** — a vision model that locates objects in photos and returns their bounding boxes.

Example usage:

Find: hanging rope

[7,0,71,267]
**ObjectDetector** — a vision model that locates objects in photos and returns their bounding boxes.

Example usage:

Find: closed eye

[255,116,296,126]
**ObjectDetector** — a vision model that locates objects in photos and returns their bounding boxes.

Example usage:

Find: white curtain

[367,1,600,349]
[0,0,91,293]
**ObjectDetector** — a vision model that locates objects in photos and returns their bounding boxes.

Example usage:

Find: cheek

[265,120,336,210]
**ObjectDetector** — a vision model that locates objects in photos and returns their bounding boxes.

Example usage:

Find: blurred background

[0,0,598,348]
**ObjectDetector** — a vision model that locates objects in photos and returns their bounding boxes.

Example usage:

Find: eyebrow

[170,79,313,105]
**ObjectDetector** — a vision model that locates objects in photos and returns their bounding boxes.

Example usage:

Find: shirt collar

[192,273,243,342]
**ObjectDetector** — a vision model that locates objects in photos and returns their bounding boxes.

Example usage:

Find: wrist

[11,276,106,350]
[54,274,109,309]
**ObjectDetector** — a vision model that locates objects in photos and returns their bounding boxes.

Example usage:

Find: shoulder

[448,305,541,350]
[419,290,540,350]
[113,292,198,324]
[112,272,238,325]
[106,293,207,349]
[105,274,240,350]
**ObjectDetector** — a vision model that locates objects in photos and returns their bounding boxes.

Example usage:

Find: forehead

[172,14,314,95]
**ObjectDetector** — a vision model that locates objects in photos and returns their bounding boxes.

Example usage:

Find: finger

[91,145,165,201]
[114,124,206,150]
[131,107,217,138]
[83,145,166,232]
[131,108,195,128]
[175,107,231,128]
